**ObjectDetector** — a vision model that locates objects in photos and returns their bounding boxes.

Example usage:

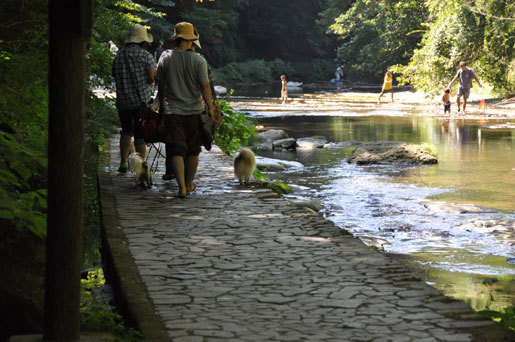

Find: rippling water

[230,91,515,311]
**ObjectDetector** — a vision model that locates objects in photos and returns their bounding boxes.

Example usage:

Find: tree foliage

[0,0,49,239]
[395,0,514,96]
[214,92,257,155]
[326,0,427,80]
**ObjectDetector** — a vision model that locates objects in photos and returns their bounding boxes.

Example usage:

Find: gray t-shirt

[156,49,209,115]
[455,67,476,90]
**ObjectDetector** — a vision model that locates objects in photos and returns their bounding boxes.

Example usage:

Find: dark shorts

[164,114,202,158]
[457,86,470,99]
[444,101,451,111]
[117,107,145,145]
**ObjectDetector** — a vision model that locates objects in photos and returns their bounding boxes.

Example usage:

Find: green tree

[326,0,427,81]
[396,0,514,96]
[241,0,334,62]
[182,7,244,67]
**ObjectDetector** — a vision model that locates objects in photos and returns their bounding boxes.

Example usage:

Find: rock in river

[258,129,289,142]
[272,138,297,150]
[255,156,304,171]
[348,141,438,165]
[297,136,327,149]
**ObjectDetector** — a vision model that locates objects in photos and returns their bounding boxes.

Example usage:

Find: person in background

[447,61,482,114]
[154,40,164,62]
[156,22,214,198]
[111,24,156,173]
[377,69,394,103]
[442,88,451,115]
[335,65,344,82]
[280,74,288,104]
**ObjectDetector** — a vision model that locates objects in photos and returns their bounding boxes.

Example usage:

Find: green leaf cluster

[0,132,47,238]
[214,92,257,155]
[0,0,49,239]
[479,306,515,331]
[81,269,143,340]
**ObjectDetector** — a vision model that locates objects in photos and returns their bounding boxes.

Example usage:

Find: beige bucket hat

[170,22,199,41]
[192,28,201,48]
[125,24,153,44]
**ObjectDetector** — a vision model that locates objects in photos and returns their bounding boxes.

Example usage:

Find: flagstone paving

[99,138,513,341]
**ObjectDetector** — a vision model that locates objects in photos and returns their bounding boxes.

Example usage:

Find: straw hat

[170,22,199,41]
[192,29,201,48]
[125,24,153,44]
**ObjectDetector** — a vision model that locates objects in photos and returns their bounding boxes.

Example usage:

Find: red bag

[139,108,165,143]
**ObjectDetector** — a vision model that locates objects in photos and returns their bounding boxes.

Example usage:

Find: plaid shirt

[112,44,156,110]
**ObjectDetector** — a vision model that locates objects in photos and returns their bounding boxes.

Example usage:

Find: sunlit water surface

[230,90,515,312]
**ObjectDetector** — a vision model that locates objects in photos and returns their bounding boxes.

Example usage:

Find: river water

[229,85,515,312]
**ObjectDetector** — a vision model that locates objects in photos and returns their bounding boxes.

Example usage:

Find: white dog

[234,147,256,185]
[128,152,152,188]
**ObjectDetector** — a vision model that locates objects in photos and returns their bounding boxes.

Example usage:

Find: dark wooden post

[44,0,91,340]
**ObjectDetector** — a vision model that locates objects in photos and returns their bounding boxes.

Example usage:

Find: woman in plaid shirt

[112,24,156,173]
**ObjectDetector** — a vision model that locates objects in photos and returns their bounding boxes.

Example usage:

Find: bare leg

[120,134,132,163]
[456,95,462,112]
[391,90,394,102]
[377,91,384,103]
[462,98,468,112]
[135,143,146,159]
[172,155,186,198]
[185,155,199,192]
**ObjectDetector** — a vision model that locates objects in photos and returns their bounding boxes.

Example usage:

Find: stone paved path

[99,138,513,342]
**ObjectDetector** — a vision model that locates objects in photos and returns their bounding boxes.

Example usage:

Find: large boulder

[297,136,327,149]
[272,138,297,150]
[255,156,303,171]
[258,129,289,142]
[214,85,227,95]
[348,141,438,165]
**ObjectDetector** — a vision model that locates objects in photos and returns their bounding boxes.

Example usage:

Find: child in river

[377,69,394,103]
[442,88,451,115]
[280,74,288,104]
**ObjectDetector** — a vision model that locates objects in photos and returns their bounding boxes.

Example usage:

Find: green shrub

[268,58,295,80]
[214,92,257,155]
[81,269,143,341]
[291,59,337,82]
[213,58,336,84]
[479,306,515,331]
[85,95,119,148]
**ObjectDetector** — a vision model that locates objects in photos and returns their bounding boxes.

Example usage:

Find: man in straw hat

[112,24,156,173]
[156,22,215,198]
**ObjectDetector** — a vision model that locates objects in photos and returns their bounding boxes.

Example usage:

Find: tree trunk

[44,1,91,340]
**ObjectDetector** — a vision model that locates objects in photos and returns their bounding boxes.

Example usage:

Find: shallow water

[230,91,515,312]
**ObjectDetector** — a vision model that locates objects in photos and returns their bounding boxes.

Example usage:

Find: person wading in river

[377,69,394,103]
[447,61,482,114]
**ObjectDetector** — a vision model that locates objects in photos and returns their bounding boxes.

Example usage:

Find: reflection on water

[250,112,515,312]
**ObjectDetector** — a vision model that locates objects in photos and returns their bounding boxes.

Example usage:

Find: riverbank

[227,86,514,121]
[99,136,514,341]
[232,86,515,315]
